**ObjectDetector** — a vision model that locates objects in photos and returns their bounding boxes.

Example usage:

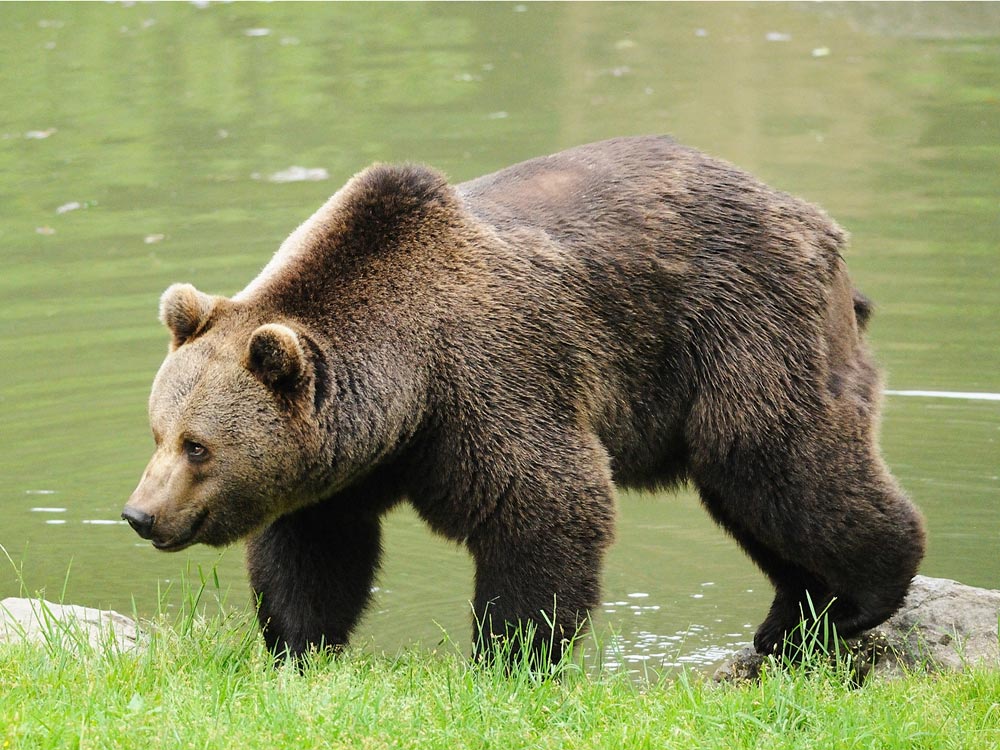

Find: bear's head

[122,283,324,551]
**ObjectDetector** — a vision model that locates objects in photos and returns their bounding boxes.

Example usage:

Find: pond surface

[2,2,998,674]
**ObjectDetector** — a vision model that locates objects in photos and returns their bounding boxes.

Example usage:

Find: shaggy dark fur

[124,136,924,664]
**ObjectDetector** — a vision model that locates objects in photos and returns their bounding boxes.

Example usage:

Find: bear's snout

[121,506,155,539]
[125,451,212,550]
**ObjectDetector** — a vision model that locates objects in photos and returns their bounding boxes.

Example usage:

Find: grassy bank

[2,601,998,750]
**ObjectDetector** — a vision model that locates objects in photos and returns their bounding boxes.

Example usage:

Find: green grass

[2,596,999,750]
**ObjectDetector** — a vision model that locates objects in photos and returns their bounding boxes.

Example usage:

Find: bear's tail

[852,289,873,332]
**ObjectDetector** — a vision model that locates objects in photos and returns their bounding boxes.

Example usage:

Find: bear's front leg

[465,462,615,669]
[469,528,609,668]
[246,502,382,660]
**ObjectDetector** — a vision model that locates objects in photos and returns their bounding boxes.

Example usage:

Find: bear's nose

[121,506,155,539]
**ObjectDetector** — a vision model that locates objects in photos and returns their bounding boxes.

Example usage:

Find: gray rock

[0,597,142,653]
[870,575,1000,677]
[711,646,766,683]
[714,575,1000,682]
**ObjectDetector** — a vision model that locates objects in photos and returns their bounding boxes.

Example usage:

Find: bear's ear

[159,283,215,349]
[246,323,308,393]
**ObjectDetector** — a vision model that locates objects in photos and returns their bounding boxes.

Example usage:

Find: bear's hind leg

[697,444,923,658]
[794,461,924,643]
[697,489,833,657]
[246,502,382,660]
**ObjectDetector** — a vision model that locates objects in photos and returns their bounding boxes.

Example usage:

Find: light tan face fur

[123,285,320,551]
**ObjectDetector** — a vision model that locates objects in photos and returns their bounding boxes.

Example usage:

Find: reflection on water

[887,390,1000,401]
[598,585,755,671]
[1,2,997,674]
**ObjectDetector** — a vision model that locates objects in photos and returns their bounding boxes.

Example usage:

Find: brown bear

[123,135,925,665]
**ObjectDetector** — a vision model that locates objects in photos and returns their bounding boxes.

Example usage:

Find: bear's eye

[183,440,209,463]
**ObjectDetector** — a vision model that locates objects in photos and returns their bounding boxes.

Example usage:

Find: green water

[2,2,998,672]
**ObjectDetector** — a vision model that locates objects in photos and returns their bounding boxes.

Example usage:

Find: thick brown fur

[124,136,925,664]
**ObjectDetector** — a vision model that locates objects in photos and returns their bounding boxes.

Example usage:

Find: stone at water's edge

[870,575,1000,677]
[0,597,141,652]
[714,576,1000,682]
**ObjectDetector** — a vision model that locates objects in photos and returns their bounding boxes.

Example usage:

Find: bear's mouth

[152,508,209,552]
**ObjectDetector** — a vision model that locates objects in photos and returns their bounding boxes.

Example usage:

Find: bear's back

[458,135,845,276]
